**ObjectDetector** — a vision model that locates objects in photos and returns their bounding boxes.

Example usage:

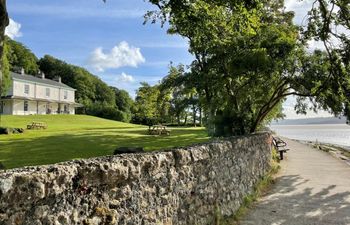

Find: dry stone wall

[0,133,272,225]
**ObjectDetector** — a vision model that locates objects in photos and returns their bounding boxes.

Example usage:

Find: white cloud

[88,41,145,72]
[285,0,314,25]
[116,72,135,83]
[5,18,22,39]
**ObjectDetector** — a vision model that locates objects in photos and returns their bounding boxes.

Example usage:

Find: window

[0,101,4,114]
[64,105,68,112]
[46,88,50,97]
[64,91,68,100]
[24,85,30,94]
[24,101,28,112]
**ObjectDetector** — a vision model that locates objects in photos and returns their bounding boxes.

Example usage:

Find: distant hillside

[271,116,348,125]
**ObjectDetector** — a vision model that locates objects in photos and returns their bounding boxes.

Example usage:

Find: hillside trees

[38,55,135,122]
[0,36,9,95]
[6,37,39,75]
[0,0,8,96]
[111,87,134,122]
[146,0,350,136]
[0,38,134,122]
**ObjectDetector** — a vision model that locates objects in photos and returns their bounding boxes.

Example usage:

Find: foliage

[5,36,39,75]
[132,82,161,125]
[146,0,293,135]
[86,102,129,122]
[302,0,350,121]
[146,0,350,136]
[111,87,134,122]
[0,37,9,95]
[132,65,203,126]
[0,0,9,97]
[0,115,209,169]
[38,55,135,122]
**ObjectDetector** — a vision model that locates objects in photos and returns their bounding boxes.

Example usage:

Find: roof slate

[11,72,75,90]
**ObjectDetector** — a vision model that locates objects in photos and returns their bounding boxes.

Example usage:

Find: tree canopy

[146,0,350,135]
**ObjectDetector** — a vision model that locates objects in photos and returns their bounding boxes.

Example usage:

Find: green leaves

[5,37,39,75]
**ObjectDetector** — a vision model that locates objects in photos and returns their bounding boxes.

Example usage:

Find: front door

[64,104,68,114]
[46,103,51,114]
[0,101,4,114]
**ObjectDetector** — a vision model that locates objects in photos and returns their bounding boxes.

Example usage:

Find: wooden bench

[148,125,170,136]
[272,136,289,160]
[27,121,47,130]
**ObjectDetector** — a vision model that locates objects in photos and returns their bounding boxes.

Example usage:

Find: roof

[11,72,75,90]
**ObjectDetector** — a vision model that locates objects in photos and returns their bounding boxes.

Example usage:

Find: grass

[0,115,209,169]
[312,142,350,159]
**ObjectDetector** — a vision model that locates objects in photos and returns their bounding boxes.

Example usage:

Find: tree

[133,82,161,125]
[146,0,291,135]
[146,0,350,136]
[111,87,134,122]
[302,0,350,120]
[0,0,9,96]
[5,37,39,75]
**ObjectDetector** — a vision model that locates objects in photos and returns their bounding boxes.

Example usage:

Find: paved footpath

[240,138,350,225]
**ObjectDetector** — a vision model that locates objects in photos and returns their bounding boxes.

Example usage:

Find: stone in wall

[0,132,272,225]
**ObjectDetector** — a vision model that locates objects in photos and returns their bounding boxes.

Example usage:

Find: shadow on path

[242,175,350,225]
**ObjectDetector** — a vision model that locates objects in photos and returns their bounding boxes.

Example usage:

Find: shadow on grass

[0,127,209,169]
[241,175,350,225]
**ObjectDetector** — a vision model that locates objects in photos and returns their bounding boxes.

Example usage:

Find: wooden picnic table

[27,121,48,130]
[148,125,170,136]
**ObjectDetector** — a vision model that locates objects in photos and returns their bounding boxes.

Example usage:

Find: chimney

[58,76,62,83]
[21,68,25,75]
[41,72,45,79]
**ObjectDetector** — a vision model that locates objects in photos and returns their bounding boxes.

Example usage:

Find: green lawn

[0,115,209,169]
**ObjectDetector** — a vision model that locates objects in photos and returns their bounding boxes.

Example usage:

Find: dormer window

[24,84,29,94]
[46,88,50,97]
[64,90,68,100]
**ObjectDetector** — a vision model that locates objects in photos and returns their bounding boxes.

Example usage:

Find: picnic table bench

[148,125,170,136]
[27,121,48,130]
[272,136,289,160]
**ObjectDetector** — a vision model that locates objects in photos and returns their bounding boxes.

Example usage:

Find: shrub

[0,127,25,135]
[85,104,131,122]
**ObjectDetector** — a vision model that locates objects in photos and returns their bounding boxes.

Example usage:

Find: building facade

[0,71,80,115]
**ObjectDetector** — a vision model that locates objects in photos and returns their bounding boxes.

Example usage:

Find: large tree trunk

[207,108,216,136]
[0,0,9,93]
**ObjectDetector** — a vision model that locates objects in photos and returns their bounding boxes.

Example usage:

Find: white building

[0,71,80,115]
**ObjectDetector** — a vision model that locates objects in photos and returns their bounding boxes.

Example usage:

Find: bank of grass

[216,149,281,225]
[0,115,209,169]
[312,142,350,160]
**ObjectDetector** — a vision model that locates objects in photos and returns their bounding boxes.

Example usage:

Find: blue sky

[6,0,192,97]
[5,0,334,119]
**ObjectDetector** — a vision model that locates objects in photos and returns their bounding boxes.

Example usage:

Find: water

[270,124,350,148]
